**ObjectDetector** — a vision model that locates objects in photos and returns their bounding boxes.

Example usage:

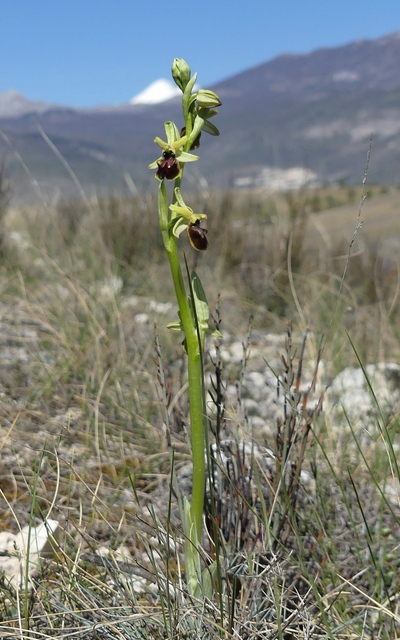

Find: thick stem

[158,183,205,542]
[169,243,205,541]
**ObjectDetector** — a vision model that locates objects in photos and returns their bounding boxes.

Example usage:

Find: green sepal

[169,203,207,221]
[154,133,187,150]
[178,150,199,163]
[164,121,180,146]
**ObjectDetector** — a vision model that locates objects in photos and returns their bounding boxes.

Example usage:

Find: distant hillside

[1,32,400,203]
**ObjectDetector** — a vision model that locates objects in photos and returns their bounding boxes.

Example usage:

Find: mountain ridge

[2,31,400,115]
[1,31,400,202]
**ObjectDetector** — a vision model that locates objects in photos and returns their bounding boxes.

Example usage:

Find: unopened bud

[196,89,222,108]
[172,58,191,92]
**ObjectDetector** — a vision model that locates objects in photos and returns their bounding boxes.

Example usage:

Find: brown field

[0,184,399,638]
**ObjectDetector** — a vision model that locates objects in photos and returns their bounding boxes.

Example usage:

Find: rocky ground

[0,282,399,637]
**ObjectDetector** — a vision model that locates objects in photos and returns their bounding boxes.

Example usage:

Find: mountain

[0,89,55,118]
[1,32,400,203]
[208,31,400,186]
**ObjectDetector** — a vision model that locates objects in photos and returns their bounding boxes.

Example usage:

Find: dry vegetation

[0,183,399,638]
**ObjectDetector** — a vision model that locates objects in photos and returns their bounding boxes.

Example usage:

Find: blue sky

[2,0,400,107]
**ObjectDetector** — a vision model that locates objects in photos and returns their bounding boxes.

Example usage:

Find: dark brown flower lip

[156,152,180,180]
[187,220,208,251]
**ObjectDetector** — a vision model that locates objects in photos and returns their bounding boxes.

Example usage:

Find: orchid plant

[149,58,221,595]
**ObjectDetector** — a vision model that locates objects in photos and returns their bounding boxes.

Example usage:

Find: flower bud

[156,150,180,181]
[196,89,222,108]
[172,58,191,92]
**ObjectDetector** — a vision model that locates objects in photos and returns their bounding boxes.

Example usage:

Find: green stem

[158,182,205,542]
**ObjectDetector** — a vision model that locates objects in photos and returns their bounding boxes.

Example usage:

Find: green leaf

[191,114,205,140]
[158,181,171,250]
[192,272,209,324]
[202,120,220,136]
[198,107,218,119]
[183,72,198,104]
[188,94,198,108]
[183,496,202,597]
[202,562,217,599]
[191,271,210,350]
[182,72,198,120]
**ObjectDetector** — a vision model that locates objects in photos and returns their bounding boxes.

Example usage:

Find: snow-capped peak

[130,79,181,105]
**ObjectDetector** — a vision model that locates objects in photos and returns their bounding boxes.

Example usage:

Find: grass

[0,184,399,638]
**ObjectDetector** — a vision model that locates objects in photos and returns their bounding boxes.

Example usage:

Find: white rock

[134,313,149,324]
[91,276,123,299]
[149,300,174,314]
[329,363,400,420]
[0,519,59,590]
